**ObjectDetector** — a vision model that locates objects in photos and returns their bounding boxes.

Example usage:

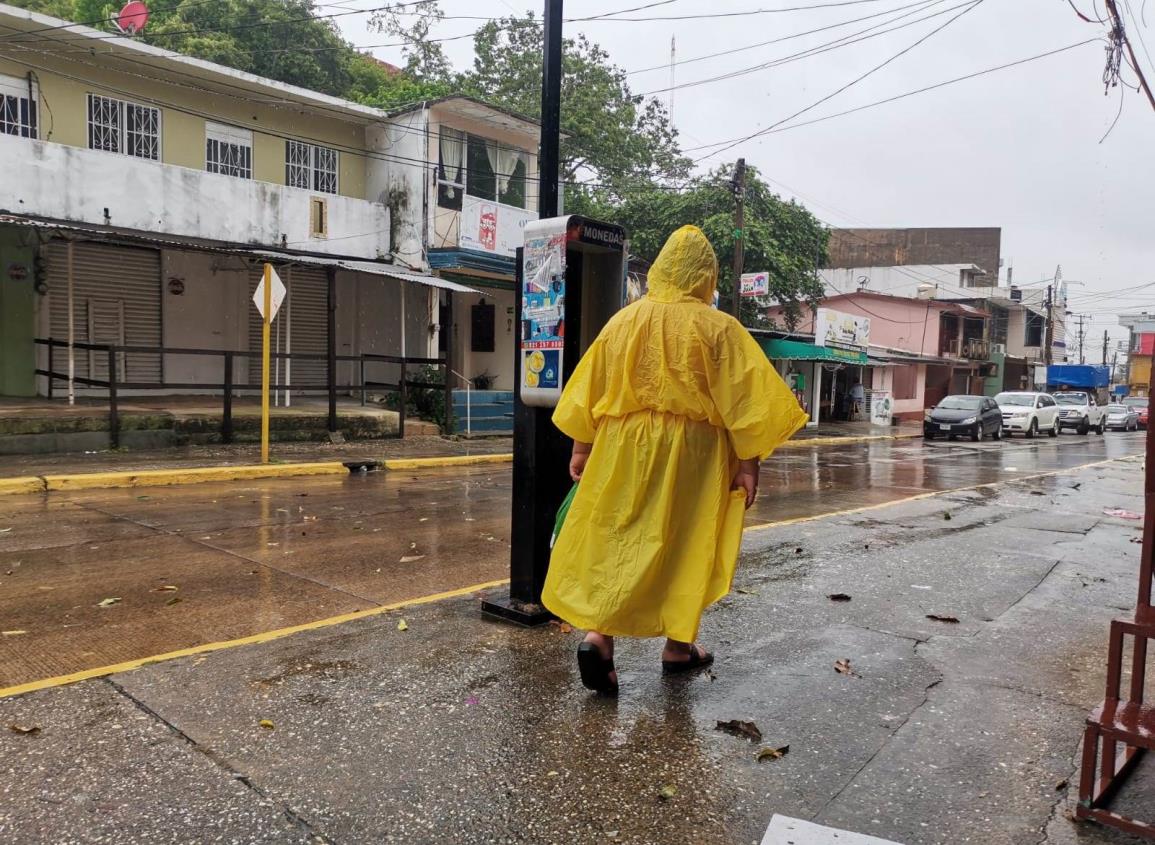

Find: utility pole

[1104,0,1155,111]
[1076,314,1087,365]
[730,157,746,321]
[1043,284,1054,366]
[538,0,563,219]
[1103,330,1110,366]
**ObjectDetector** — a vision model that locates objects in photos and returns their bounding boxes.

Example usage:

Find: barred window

[285,140,338,194]
[206,122,252,179]
[87,94,159,159]
[0,74,37,138]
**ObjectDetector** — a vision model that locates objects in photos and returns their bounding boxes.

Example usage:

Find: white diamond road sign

[252,266,287,322]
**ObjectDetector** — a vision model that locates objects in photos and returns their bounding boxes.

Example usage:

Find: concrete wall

[2,135,389,258]
[770,295,943,356]
[826,228,1002,281]
[872,364,928,418]
[453,289,516,390]
[0,55,368,199]
[161,250,249,386]
[366,114,427,269]
[0,227,37,395]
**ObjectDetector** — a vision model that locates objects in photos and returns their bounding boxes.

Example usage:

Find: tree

[602,165,828,329]
[368,0,453,83]
[460,13,691,202]
[7,0,399,98]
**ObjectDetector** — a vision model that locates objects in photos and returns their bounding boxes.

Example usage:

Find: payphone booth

[482,216,628,625]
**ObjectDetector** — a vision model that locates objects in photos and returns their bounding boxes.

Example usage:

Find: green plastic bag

[550,483,579,549]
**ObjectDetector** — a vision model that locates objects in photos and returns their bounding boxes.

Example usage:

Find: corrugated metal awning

[245,250,480,294]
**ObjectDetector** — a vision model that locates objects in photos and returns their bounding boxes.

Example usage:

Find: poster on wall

[870,389,893,427]
[460,196,536,257]
[740,272,770,297]
[816,308,870,351]
[519,218,570,407]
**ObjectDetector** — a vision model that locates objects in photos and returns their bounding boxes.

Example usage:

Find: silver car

[1105,403,1141,432]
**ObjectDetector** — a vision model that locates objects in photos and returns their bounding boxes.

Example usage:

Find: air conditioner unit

[1009,287,1023,302]
[990,343,1007,355]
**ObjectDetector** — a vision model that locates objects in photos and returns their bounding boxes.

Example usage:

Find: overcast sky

[337,0,1154,355]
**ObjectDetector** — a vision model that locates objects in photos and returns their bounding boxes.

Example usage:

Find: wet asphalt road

[0,431,1144,690]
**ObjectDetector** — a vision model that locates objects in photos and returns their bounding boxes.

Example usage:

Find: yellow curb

[778,432,923,449]
[42,462,348,492]
[0,578,510,700]
[0,476,46,496]
[383,453,514,471]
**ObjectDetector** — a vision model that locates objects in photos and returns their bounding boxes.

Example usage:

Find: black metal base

[480,591,554,627]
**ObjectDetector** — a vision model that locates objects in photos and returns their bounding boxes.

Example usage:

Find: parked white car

[1054,391,1107,435]
[994,392,1060,438]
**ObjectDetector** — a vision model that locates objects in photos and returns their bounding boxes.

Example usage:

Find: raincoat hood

[647,225,718,305]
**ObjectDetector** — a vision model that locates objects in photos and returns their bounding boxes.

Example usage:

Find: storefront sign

[460,196,536,257]
[870,389,893,427]
[519,218,569,407]
[740,272,770,297]
[816,308,870,351]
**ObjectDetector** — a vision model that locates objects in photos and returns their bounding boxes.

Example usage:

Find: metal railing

[939,337,992,360]
[34,338,452,448]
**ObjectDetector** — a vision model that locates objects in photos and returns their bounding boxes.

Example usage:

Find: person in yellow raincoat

[542,225,808,696]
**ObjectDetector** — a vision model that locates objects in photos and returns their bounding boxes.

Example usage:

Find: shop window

[471,300,495,353]
[893,365,918,400]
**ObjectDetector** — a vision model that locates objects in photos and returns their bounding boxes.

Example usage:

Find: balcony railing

[940,338,992,360]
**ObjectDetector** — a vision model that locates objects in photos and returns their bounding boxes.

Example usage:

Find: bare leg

[661,638,711,664]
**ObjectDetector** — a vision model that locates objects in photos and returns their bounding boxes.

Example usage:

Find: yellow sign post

[260,264,272,463]
[252,263,286,464]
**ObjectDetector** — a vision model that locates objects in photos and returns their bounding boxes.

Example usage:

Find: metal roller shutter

[45,241,162,385]
[248,264,329,391]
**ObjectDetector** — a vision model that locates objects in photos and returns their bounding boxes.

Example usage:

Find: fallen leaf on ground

[165,597,182,606]
[547,771,559,777]
[399,555,426,564]
[8,724,40,735]
[2,630,28,636]
[756,745,790,762]
[1104,508,1142,520]
[926,614,960,624]
[943,512,953,521]
[715,720,762,742]
[1055,778,1069,791]
[1030,491,1046,497]
[559,623,573,634]
[834,659,861,678]
[828,593,852,602]
[1132,537,1143,544]
[735,587,759,595]
[258,719,275,730]
[96,597,122,608]
[136,496,150,501]
[150,585,179,592]
[658,784,677,801]
[0,528,12,534]
[397,619,409,632]
[794,547,804,555]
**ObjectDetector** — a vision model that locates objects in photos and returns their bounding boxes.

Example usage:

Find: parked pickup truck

[1053,391,1107,435]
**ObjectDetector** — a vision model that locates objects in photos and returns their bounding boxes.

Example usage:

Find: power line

[688,0,987,163]
[683,38,1100,152]
[634,0,968,99]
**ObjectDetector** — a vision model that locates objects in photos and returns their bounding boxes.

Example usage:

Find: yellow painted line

[0,577,511,700]
[42,462,348,492]
[743,455,1135,534]
[383,453,514,471]
[0,476,46,496]
[778,432,922,449]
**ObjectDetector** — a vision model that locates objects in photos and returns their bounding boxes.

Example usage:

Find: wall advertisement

[460,196,536,257]
[519,218,569,407]
[816,308,870,351]
[870,389,893,427]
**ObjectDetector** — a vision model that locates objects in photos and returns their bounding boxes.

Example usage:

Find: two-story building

[0,4,540,412]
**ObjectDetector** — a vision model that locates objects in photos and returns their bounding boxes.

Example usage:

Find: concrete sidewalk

[0,422,921,493]
[0,458,1149,844]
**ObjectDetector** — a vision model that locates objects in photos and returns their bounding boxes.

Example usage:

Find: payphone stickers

[521,227,568,397]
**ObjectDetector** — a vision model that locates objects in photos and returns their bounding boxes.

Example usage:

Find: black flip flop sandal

[577,642,619,697]
[662,644,715,675]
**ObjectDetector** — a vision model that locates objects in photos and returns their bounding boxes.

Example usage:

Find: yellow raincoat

[542,225,808,643]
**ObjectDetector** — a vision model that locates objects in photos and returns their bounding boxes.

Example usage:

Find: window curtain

[439,129,464,197]
[486,141,524,199]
